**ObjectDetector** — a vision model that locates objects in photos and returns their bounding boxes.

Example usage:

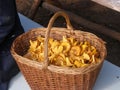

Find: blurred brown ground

[16,0,120,67]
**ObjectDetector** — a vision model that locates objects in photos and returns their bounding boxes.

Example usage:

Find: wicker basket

[11,11,107,90]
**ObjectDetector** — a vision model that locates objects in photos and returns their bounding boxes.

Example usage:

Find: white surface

[92,0,120,12]
[9,72,31,90]
[18,13,43,32]
[8,14,120,90]
[93,61,120,90]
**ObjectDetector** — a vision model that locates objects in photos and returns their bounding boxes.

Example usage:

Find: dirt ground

[17,1,120,67]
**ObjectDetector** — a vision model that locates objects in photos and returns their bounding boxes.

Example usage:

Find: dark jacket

[0,0,24,89]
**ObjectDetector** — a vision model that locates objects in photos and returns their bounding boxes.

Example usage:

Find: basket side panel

[16,59,102,90]
[16,61,59,90]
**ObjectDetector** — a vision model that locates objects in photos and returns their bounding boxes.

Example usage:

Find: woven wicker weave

[11,11,107,90]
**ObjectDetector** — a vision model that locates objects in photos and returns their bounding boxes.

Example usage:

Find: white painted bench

[8,14,120,90]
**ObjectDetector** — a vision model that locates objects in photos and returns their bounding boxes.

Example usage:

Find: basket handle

[43,11,73,69]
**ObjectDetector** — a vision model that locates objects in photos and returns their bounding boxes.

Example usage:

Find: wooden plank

[27,0,42,19]
[16,0,42,19]
[42,2,120,41]
[92,0,120,12]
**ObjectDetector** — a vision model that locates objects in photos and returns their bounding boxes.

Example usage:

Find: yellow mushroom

[91,55,96,63]
[65,57,73,67]
[68,37,74,44]
[37,36,44,43]
[61,42,71,54]
[48,38,54,45]
[74,60,81,68]
[69,46,81,55]
[38,52,44,62]
[29,40,38,52]
[52,45,63,55]
[62,36,68,42]
[55,54,65,66]
[81,44,88,54]
[82,52,90,60]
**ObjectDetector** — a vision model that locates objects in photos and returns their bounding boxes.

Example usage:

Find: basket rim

[12,47,104,75]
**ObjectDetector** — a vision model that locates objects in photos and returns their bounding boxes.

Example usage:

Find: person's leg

[0,0,24,90]
[0,81,9,90]
[0,0,24,43]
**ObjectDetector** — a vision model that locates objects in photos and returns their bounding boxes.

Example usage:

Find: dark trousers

[0,0,24,90]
